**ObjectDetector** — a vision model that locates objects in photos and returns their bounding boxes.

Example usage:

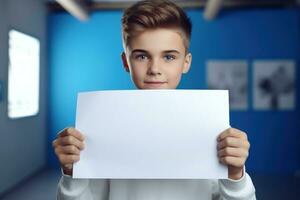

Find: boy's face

[122,28,192,89]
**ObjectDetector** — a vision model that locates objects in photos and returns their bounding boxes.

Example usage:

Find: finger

[58,127,85,141]
[55,145,81,155]
[217,128,247,141]
[52,139,58,148]
[219,156,245,168]
[217,137,250,150]
[63,164,73,170]
[58,135,85,150]
[218,147,249,158]
[58,154,80,165]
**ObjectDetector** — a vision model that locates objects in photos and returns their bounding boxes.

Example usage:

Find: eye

[134,54,148,61]
[164,54,176,61]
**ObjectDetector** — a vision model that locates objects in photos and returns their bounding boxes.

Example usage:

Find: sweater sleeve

[212,169,256,200]
[57,169,109,200]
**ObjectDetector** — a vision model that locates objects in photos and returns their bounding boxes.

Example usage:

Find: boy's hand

[217,128,250,180]
[52,127,85,176]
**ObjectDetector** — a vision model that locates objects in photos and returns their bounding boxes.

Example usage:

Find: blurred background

[0,0,299,199]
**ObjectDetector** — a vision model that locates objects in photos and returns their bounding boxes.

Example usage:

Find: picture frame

[253,60,295,110]
[206,60,248,110]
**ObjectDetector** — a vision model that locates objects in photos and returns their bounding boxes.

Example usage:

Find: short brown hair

[121,0,192,51]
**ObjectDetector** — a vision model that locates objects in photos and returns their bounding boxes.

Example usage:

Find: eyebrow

[131,49,181,55]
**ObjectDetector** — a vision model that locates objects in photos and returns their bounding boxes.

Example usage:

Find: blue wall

[48,8,300,174]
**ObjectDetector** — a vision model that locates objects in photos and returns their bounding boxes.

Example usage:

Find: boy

[52,0,256,199]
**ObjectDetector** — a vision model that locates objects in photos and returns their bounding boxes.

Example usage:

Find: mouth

[144,81,167,88]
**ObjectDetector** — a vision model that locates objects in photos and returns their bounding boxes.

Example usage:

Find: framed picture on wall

[206,60,248,110]
[253,60,295,110]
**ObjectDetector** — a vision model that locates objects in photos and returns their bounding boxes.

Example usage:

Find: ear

[182,52,192,74]
[121,52,130,73]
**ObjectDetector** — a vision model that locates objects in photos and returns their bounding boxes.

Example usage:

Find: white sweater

[57,171,256,200]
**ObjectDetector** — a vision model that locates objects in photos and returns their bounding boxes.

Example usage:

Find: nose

[147,58,161,75]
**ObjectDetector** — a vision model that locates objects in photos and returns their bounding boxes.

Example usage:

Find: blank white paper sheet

[73,90,229,179]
